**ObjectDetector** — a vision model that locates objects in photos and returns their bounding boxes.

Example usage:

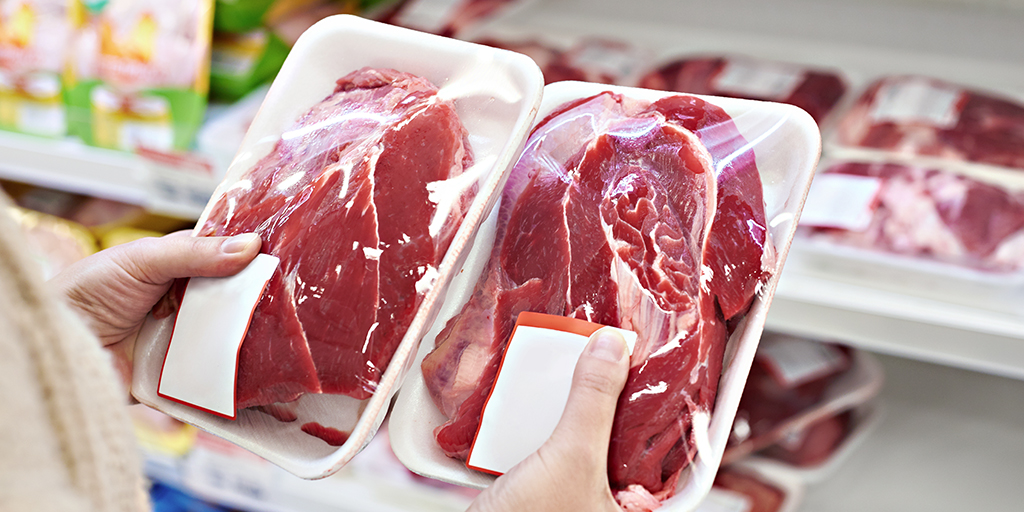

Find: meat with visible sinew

[421,91,773,509]
[198,67,474,409]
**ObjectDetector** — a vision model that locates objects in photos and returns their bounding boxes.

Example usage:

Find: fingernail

[222,233,260,254]
[588,328,626,363]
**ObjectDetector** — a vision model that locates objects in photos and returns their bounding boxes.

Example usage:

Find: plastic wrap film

[834,76,1024,171]
[196,66,477,408]
[412,81,820,511]
[638,56,847,125]
[801,160,1024,273]
[130,15,543,479]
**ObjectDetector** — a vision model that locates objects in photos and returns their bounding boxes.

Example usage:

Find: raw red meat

[710,469,787,512]
[835,76,1024,170]
[803,161,1024,271]
[422,91,772,505]
[761,410,854,467]
[197,67,473,409]
[726,338,852,461]
[300,422,351,447]
[639,56,847,123]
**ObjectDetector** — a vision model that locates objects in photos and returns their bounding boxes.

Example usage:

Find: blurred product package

[474,36,650,86]
[384,0,523,37]
[64,0,214,152]
[208,28,287,101]
[638,55,848,125]
[834,76,1024,171]
[0,0,73,137]
[800,160,1024,273]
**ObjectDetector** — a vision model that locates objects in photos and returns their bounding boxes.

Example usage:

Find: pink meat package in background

[832,76,1024,171]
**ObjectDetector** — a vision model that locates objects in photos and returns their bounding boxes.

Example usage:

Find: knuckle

[574,369,620,396]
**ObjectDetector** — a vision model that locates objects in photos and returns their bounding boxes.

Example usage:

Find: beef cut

[761,409,854,467]
[421,91,772,508]
[639,56,847,123]
[198,67,473,409]
[726,337,852,461]
[803,161,1024,272]
[835,76,1024,170]
[707,469,787,512]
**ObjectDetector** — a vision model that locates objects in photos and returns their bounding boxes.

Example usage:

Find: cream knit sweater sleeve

[0,196,149,512]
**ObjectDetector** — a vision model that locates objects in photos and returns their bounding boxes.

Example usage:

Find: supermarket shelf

[767,263,1024,382]
[0,130,218,220]
[797,354,1024,511]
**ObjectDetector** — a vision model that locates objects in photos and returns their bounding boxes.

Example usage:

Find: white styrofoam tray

[130,14,544,480]
[742,401,886,485]
[390,80,821,511]
[722,345,885,465]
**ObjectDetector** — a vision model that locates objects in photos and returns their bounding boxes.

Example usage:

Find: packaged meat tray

[723,333,884,465]
[389,80,821,511]
[792,158,1024,313]
[743,402,885,484]
[698,465,803,512]
[638,55,848,124]
[473,35,650,86]
[832,75,1024,171]
[130,15,544,479]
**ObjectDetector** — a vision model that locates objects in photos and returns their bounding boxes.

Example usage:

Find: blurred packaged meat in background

[724,333,884,472]
[800,160,1024,273]
[834,76,1024,171]
[385,0,524,37]
[474,36,648,85]
[639,56,848,124]
[697,466,803,512]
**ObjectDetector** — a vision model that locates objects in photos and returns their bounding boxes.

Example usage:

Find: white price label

[18,103,66,137]
[712,59,804,100]
[869,78,964,128]
[800,173,883,231]
[758,336,848,389]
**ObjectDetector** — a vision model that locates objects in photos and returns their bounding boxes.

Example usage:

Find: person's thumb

[548,328,630,454]
[114,232,262,285]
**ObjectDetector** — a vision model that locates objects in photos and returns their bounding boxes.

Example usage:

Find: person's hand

[48,232,262,388]
[469,328,630,512]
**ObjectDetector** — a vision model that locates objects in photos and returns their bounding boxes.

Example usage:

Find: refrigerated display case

[2,0,1024,510]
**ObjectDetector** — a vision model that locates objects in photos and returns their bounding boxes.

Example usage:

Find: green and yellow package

[64,0,213,152]
[0,0,72,137]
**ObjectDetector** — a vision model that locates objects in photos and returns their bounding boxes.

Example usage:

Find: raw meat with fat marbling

[422,91,772,508]
[197,67,474,409]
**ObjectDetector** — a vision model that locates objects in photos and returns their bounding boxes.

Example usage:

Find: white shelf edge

[0,130,214,220]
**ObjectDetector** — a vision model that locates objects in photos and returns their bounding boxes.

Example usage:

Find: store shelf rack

[0,130,219,220]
